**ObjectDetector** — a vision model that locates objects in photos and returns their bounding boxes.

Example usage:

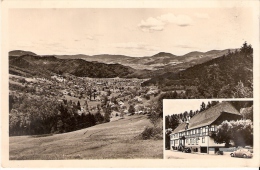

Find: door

[201,147,207,153]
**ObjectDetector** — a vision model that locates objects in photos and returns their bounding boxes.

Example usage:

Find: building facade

[170,102,242,154]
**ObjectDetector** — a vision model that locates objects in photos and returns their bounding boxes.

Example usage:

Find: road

[165,150,234,159]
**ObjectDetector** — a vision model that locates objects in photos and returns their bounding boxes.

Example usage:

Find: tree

[240,105,253,121]
[165,128,172,149]
[233,81,253,98]
[214,120,232,147]
[77,101,81,110]
[9,94,14,112]
[240,41,253,56]
[107,90,111,96]
[87,88,93,101]
[183,111,188,121]
[128,105,135,115]
[56,119,64,133]
[103,107,112,122]
[231,119,253,147]
[200,102,206,112]
[214,120,253,147]
[198,64,225,98]
[206,101,212,110]
[84,100,89,112]
[189,110,193,119]
[149,111,160,127]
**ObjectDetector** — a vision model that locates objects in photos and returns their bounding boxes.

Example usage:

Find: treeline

[142,42,253,98]
[165,101,219,131]
[165,100,253,131]
[9,94,109,136]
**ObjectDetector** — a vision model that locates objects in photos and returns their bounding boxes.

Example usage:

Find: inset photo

[164,100,253,159]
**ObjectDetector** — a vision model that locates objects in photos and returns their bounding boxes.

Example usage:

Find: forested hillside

[142,42,253,98]
[9,55,137,78]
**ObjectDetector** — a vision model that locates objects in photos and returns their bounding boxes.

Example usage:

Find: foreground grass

[9,115,163,160]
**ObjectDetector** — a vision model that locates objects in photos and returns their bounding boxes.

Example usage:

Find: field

[9,115,163,160]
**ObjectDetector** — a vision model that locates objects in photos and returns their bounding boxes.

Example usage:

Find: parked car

[244,146,253,153]
[230,149,253,158]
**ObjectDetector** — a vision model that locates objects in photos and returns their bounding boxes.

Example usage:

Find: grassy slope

[9,115,163,160]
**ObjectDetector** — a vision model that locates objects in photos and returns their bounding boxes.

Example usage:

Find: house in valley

[170,102,242,154]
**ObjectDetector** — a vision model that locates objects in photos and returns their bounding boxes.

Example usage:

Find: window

[202,137,205,143]
[210,125,215,132]
[205,126,208,135]
[196,128,199,134]
[202,127,206,135]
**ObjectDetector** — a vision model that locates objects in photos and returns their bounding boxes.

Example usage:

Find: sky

[9,8,253,57]
[163,99,223,116]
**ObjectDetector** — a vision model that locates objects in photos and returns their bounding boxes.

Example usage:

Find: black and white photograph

[7,8,254,160]
[164,100,253,159]
[1,0,259,168]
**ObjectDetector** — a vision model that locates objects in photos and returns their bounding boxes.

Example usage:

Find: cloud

[158,13,193,26]
[114,42,159,51]
[194,13,210,19]
[86,35,94,40]
[138,13,193,32]
[138,17,165,32]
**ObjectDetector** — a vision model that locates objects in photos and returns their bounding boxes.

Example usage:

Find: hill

[9,48,234,79]
[9,54,140,78]
[53,50,232,71]
[9,50,37,56]
[142,44,253,98]
[9,115,163,159]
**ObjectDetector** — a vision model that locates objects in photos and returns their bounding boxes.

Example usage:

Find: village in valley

[9,70,165,159]
[10,73,159,120]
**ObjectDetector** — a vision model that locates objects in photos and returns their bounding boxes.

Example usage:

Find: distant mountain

[8,49,235,79]
[9,54,141,78]
[9,50,37,56]
[53,50,233,71]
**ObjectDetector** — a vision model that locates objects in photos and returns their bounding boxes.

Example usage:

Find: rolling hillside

[9,115,163,159]
[9,49,233,79]
[9,54,138,78]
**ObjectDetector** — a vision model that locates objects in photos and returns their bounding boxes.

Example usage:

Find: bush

[140,127,163,140]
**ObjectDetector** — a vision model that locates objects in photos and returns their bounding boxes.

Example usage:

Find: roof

[172,102,241,133]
